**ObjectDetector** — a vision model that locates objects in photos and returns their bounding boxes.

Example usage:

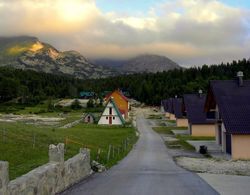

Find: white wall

[98,102,123,125]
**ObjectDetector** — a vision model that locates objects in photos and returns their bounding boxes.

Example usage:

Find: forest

[0,58,250,105]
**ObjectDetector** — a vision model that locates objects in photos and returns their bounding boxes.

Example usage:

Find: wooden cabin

[98,98,125,125]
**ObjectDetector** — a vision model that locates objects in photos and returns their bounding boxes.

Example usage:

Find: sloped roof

[167,98,174,114]
[207,79,250,134]
[184,94,214,124]
[173,98,184,118]
[105,90,129,102]
[80,91,95,97]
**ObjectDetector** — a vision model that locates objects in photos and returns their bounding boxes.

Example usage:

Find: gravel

[176,157,250,176]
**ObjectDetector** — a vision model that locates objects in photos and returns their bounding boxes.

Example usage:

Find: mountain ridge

[93,54,181,74]
[0,36,117,79]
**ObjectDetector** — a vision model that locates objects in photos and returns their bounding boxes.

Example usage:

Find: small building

[173,98,188,127]
[167,98,175,120]
[83,113,95,124]
[104,89,129,119]
[98,98,125,125]
[184,93,216,137]
[79,91,95,99]
[161,99,169,118]
[204,72,250,159]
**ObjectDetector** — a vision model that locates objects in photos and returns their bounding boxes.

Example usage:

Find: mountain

[121,54,181,73]
[0,36,117,79]
[93,54,181,74]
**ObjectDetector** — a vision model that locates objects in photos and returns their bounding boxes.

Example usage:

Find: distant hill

[0,36,117,79]
[93,54,181,74]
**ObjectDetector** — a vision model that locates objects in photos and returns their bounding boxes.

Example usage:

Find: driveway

[61,112,218,195]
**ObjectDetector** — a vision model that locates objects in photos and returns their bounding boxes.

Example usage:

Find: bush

[71,99,82,110]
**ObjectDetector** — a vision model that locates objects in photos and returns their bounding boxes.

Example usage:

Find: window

[106,117,108,120]
[113,117,115,120]
[109,107,112,115]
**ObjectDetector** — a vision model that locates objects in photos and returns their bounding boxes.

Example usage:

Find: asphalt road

[61,113,218,195]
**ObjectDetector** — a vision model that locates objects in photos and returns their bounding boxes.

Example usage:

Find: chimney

[237,71,244,87]
[198,89,203,97]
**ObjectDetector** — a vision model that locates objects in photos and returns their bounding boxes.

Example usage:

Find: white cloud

[0,0,250,66]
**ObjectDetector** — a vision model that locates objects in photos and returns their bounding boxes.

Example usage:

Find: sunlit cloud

[0,0,250,66]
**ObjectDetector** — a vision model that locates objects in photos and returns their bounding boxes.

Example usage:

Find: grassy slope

[0,120,136,179]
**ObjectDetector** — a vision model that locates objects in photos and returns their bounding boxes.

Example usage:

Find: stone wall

[0,144,91,195]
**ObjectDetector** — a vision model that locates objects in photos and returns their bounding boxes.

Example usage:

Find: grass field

[0,121,137,180]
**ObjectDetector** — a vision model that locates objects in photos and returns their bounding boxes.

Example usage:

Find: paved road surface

[61,113,218,195]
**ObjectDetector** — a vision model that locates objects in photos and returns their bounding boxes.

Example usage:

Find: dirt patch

[0,114,64,126]
[176,156,250,176]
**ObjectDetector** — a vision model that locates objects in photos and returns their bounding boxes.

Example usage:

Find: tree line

[0,58,250,105]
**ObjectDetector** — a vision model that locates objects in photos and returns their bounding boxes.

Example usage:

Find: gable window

[113,117,115,120]
[106,117,108,120]
[109,107,112,115]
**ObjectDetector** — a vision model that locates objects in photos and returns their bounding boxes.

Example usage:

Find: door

[218,124,222,145]
[226,134,232,154]
[109,116,112,124]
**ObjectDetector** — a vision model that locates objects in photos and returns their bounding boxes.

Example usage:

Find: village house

[161,99,170,118]
[184,93,216,137]
[172,98,188,127]
[98,98,125,125]
[79,91,95,99]
[167,98,176,120]
[83,113,95,124]
[104,89,130,119]
[204,72,250,159]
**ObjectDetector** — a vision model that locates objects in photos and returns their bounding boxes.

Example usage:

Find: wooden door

[109,116,112,124]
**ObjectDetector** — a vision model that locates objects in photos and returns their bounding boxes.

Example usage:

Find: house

[104,89,129,119]
[79,91,95,99]
[204,72,250,159]
[173,98,188,127]
[167,98,175,120]
[98,98,125,125]
[184,93,216,137]
[83,113,95,124]
[161,99,170,118]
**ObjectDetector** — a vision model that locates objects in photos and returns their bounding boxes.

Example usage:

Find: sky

[0,0,250,66]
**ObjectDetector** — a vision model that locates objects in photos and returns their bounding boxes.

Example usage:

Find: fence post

[112,145,115,158]
[32,133,36,149]
[0,161,9,195]
[49,143,64,164]
[106,145,111,162]
[96,148,101,161]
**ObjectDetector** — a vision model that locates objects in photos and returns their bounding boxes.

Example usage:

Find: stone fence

[0,143,91,195]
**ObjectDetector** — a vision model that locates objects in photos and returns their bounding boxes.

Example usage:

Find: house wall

[176,119,188,127]
[84,116,94,123]
[0,144,91,195]
[191,124,216,137]
[169,113,176,120]
[165,112,170,118]
[232,135,250,160]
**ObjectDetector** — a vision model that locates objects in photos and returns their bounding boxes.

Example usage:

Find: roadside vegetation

[0,102,137,180]
[152,126,195,151]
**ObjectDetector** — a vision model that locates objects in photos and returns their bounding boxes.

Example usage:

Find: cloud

[0,0,250,66]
